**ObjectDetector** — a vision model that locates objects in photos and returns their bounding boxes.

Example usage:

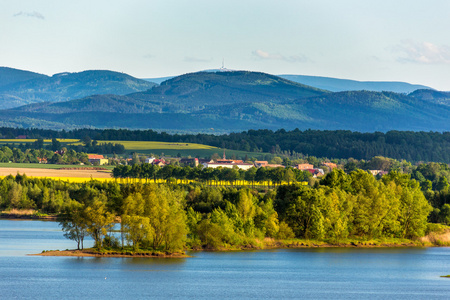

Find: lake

[1,219,450,299]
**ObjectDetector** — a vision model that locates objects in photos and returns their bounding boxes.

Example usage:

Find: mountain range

[145,69,432,93]
[0,67,156,109]
[0,67,449,133]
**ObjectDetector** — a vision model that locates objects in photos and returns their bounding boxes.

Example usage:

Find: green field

[0,138,80,145]
[0,139,269,160]
[98,140,265,159]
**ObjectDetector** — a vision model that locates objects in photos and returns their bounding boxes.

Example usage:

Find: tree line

[111,164,312,186]
[0,145,89,165]
[2,127,450,162]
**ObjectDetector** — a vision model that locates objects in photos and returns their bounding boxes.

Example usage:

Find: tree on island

[59,201,88,250]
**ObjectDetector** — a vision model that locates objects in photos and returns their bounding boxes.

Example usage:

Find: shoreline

[0,213,57,221]
[31,241,430,258]
[31,249,189,258]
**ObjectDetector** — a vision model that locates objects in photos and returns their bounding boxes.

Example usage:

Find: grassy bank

[34,238,434,259]
[0,209,57,220]
[35,248,188,258]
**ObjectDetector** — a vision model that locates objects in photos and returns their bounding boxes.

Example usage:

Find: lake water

[1,219,450,299]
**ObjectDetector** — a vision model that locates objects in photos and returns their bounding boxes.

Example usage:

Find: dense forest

[1,169,448,252]
[1,127,449,163]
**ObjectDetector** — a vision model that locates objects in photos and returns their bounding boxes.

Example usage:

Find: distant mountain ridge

[0,67,157,109]
[144,70,433,93]
[0,67,47,88]
[3,70,450,132]
[278,74,432,93]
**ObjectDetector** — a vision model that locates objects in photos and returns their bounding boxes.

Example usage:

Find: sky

[2,0,450,90]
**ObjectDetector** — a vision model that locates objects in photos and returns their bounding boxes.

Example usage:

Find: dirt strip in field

[0,167,112,178]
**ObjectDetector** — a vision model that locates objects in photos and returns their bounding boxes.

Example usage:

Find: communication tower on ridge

[219,58,228,72]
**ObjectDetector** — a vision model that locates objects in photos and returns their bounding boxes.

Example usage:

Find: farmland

[101,140,264,159]
[0,138,266,159]
[0,167,112,180]
[0,138,80,145]
[0,162,114,170]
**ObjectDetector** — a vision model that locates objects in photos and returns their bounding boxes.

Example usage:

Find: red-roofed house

[88,154,108,165]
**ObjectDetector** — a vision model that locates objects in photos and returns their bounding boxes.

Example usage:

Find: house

[266,164,285,168]
[16,135,27,139]
[88,154,108,165]
[305,168,325,177]
[254,161,268,167]
[37,157,47,164]
[215,159,235,164]
[54,149,66,156]
[322,162,337,170]
[202,161,254,170]
[198,158,214,164]
[180,158,199,167]
[145,157,156,164]
[253,161,285,168]
[369,170,388,176]
[295,163,314,170]
[151,159,166,167]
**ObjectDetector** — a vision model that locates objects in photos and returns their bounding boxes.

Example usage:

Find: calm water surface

[1,219,450,299]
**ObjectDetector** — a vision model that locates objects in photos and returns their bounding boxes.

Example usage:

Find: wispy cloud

[143,54,155,59]
[184,56,212,63]
[252,49,308,63]
[393,40,450,64]
[13,11,45,20]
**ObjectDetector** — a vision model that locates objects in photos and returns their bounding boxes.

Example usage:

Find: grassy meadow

[0,138,79,145]
[0,138,266,159]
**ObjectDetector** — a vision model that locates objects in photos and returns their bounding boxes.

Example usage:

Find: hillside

[0,68,157,109]
[131,71,328,112]
[2,71,450,132]
[144,70,432,93]
[0,67,48,88]
[278,74,431,93]
[18,94,157,114]
[189,90,450,132]
[409,89,450,106]
[14,71,328,115]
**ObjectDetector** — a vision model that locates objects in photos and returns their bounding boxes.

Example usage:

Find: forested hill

[278,74,431,93]
[144,71,432,93]
[0,67,47,87]
[0,68,156,109]
[6,90,450,132]
[2,127,450,163]
[409,89,450,106]
[131,71,328,108]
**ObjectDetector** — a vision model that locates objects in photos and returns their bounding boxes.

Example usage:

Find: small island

[33,249,188,258]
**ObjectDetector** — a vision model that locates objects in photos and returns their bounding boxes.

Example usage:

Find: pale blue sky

[2,0,450,90]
